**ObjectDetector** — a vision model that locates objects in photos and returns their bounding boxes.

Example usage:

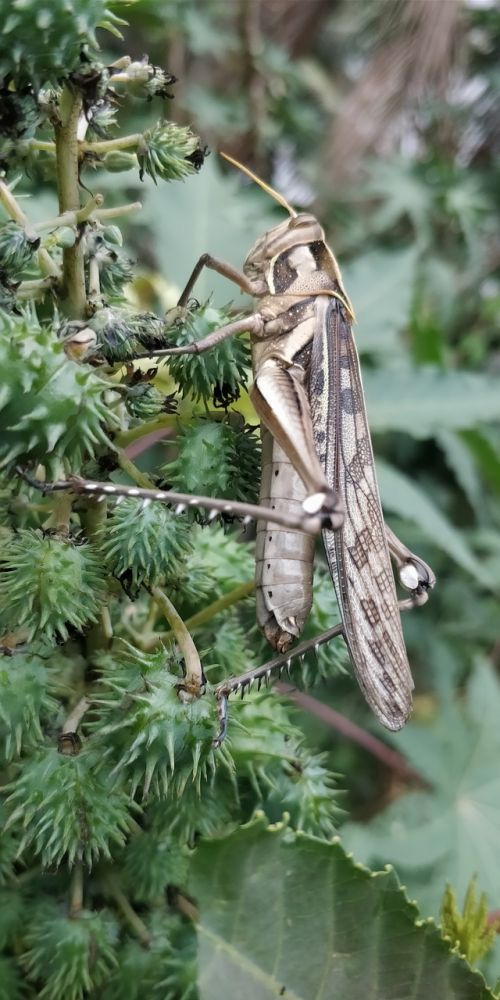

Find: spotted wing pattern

[309,297,413,730]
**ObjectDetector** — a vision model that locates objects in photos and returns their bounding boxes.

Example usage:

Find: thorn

[208,508,218,521]
[299,653,305,665]
[166,731,175,772]
[243,515,252,525]
[127,488,140,496]
[103,484,118,493]
[155,491,167,501]
[84,482,99,491]
[192,741,202,779]
[97,494,106,503]
[140,498,152,510]
[175,503,186,515]
[314,642,320,656]
[114,494,125,506]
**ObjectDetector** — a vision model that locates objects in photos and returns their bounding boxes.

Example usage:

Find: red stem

[276,682,428,786]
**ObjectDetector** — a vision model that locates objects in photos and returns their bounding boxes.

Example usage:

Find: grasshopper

[22,153,435,744]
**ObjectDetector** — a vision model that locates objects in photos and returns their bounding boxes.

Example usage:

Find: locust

[21,153,435,744]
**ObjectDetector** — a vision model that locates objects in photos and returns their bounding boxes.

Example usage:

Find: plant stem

[115,450,157,490]
[151,586,204,693]
[69,862,84,918]
[27,139,56,153]
[62,696,91,734]
[81,133,142,154]
[115,414,177,448]
[55,86,86,318]
[0,178,59,278]
[147,580,255,649]
[107,880,151,946]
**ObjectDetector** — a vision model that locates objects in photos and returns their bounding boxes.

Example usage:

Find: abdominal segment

[255,429,315,653]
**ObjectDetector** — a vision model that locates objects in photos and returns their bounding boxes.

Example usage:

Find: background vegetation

[1,0,500,997]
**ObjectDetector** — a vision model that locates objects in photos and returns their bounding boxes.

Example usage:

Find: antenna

[220,151,297,218]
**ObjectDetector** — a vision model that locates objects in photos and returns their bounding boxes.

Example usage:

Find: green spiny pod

[86,234,133,297]
[5,746,134,867]
[0,651,57,761]
[100,498,190,592]
[0,530,107,643]
[100,915,196,1000]
[137,122,200,184]
[0,313,118,472]
[21,902,119,999]
[147,776,237,846]
[121,828,189,902]
[0,222,40,280]
[94,645,233,798]
[0,0,128,89]
[264,751,343,839]
[163,421,237,500]
[125,382,165,420]
[163,419,260,505]
[166,304,250,403]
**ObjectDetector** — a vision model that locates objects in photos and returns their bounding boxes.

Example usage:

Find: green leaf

[190,815,495,999]
[138,156,277,303]
[343,246,417,353]
[342,661,500,921]
[437,429,485,519]
[365,368,500,438]
[377,460,495,589]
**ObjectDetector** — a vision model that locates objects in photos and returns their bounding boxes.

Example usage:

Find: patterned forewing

[309,298,413,729]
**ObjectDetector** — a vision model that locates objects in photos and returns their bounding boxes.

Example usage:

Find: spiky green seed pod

[88,307,167,362]
[0,956,23,1000]
[0,0,128,89]
[163,419,260,509]
[0,313,118,472]
[100,498,190,592]
[21,903,119,1000]
[121,828,189,902]
[0,84,40,147]
[95,645,232,797]
[0,222,40,280]
[0,805,17,885]
[6,747,134,867]
[264,752,343,839]
[0,651,58,760]
[125,382,165,419]
[166,304,250,403]
[148,776,238,846]
[137,122,200,184]
[0,530,107,643]
[100,915,196,1000]
[164,420,236,500]
[86,235,133,297]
